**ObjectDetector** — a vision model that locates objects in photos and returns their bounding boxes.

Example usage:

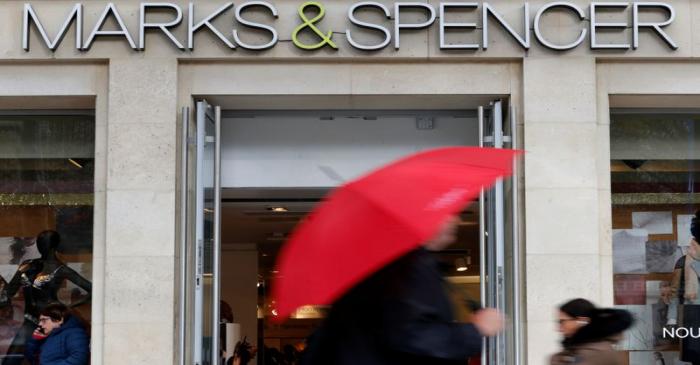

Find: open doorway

[221,187,482,365]
[182,104,520,365]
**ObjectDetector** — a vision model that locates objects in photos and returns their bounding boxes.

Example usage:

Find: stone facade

[3,0,700,364]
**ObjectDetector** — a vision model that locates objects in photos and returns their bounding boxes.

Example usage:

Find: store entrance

[181,103,521,365]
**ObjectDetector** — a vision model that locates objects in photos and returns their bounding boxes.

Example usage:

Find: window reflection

[610,112,699,364]
[0,115,94,364]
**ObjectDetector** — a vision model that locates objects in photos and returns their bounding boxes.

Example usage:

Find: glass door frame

[479,100,523,365]
[179,102,523,365]
[180,100,222,365]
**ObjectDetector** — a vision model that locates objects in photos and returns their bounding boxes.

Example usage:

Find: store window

[0,114,94,364]
[610,111,699,364]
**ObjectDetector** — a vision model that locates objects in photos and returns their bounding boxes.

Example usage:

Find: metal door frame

[178,103,521,365]
[180,100,222,365]
[479,100,523,365]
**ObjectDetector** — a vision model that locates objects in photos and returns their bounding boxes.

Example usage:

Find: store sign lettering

[663,327,700,339]
[21,1,679,52]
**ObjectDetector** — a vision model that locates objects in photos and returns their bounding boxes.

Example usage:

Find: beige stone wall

[3,0,700,364]
[522,57,602,365]
[102,59,178,365]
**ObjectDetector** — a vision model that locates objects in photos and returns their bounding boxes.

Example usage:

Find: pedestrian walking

[550,298,633,365]
[300,216,504,365]
[269,147,518,365]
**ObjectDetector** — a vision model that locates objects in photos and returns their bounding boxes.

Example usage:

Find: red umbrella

[271,146,520,321]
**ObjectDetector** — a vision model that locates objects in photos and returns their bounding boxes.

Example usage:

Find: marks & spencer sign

[20,2,679,52]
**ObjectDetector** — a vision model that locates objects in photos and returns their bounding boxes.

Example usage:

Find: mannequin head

[691,209,700,242]
[424,216,459,251]
[557,298,595,338]
[36,230,60,258]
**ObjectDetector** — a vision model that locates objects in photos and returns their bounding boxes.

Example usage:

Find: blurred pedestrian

[301,216,504,365]
[228,337,255,365]
[24,302,89,365]
[653,351,666,365]
[282,344,300,364]
[550,298,633,365]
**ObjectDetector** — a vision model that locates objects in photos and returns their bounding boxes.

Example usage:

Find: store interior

[214,111,484,364]
[219,188,481,365]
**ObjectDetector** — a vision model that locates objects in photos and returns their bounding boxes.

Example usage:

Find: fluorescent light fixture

[68,158,83,169]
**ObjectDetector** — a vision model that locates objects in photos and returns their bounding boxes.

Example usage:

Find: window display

[610,112,700,364]
[0,115,94,364]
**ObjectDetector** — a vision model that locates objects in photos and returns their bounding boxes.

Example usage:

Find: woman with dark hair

[24,302,89,365]
[550,298,633,365]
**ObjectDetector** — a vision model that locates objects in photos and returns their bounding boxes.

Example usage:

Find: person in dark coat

[550,298,633,365]
[24,302,89,365]
[301,217,504,365]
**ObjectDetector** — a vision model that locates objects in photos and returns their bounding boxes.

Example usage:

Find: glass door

[181,100,222,365]
[479,100,522,365]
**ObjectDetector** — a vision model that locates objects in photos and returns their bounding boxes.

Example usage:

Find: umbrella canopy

[272,146,520,321]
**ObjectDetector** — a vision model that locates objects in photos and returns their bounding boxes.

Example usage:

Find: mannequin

[668,211,700,364]
[0,230,92,365]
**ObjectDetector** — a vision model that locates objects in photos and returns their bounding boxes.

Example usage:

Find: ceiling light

[455,258,468,272]
[68,158,83,169]
[268,206,289,212]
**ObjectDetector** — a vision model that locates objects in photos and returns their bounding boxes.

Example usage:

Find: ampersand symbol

[292,2,338,50]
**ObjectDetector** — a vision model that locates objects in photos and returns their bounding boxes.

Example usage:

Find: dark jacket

[301,248,482,365]
[550,309,633,365]
[25,316,89,365]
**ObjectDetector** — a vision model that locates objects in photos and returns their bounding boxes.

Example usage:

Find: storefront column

[102,58,178,365]
[522,57,604,365]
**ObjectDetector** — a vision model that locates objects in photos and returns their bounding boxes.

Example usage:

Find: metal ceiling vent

[416,116,435,130]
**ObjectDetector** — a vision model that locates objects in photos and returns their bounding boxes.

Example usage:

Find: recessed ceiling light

[455,258,468,272]
[268,206,289,212]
